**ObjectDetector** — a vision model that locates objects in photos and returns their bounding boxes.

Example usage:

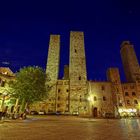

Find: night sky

[0,0,140,81]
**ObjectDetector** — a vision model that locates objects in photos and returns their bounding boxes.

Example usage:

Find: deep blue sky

[0,0,140,81]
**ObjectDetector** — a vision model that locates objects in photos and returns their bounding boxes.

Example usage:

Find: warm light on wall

[88,96,93,102]
[118,108,137,113]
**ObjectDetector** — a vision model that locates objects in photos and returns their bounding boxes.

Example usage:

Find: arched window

[134,100,138,104]
[127,100,130,105]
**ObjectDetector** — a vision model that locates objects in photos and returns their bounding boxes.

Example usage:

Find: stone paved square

[0,116,140,140]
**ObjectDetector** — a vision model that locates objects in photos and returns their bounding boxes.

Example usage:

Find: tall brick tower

[46,35,60,112]
[69,31,88,115]
[120,41,140,82]
[107,68,125,117]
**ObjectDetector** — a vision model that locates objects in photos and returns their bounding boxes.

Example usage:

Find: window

[66,89,69,92]
[134,100,138,104]
[127,100,130,105]
[125,92,129,96]
[132,92,136,96]
[130,85,134,89]
[101,86,105,91]
[103,96,106,101]
[1,80,5,87]
[119,103,122,106]
[58,96,60,100]
[94,96,97,101]
[80,95,82,102]
[79,76,81,80]
[75,49,77,53]
[58,89,61,93]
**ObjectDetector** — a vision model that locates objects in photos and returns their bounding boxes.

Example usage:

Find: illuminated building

[1,33,140,117]
[30,32,140,117]
[0,67,15,112]
[46,35,60,112]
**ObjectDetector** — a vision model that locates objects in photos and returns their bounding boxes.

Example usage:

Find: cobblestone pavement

[0,116,140,140]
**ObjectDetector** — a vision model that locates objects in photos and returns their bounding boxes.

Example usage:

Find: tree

[11,66,48,112]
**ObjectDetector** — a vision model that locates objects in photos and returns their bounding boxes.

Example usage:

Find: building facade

[35,32,140,117]
[44,32,140,117]
[1,33,140,118]
[0,67,15,112]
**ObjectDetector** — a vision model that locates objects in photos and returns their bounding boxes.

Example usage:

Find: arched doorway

[92,107,98,117]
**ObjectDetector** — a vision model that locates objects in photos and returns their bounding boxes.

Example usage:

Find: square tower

[107,68,125,117]
[46,35,60,112]
[69,31,88,115]
[120,41,140,82]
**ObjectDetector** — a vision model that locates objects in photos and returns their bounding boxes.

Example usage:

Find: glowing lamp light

[88,96,93,102]
[118,109,123,113]
[119,108,137,113]
[132,109,136,112]
[128,109,132,113]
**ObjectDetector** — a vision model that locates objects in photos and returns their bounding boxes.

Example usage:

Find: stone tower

[107,68,125,117]
[69,31,88,115]
[120,41,140,82]
[46,35,60,112]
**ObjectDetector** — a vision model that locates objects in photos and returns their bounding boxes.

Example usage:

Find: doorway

[93,107,98,117]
